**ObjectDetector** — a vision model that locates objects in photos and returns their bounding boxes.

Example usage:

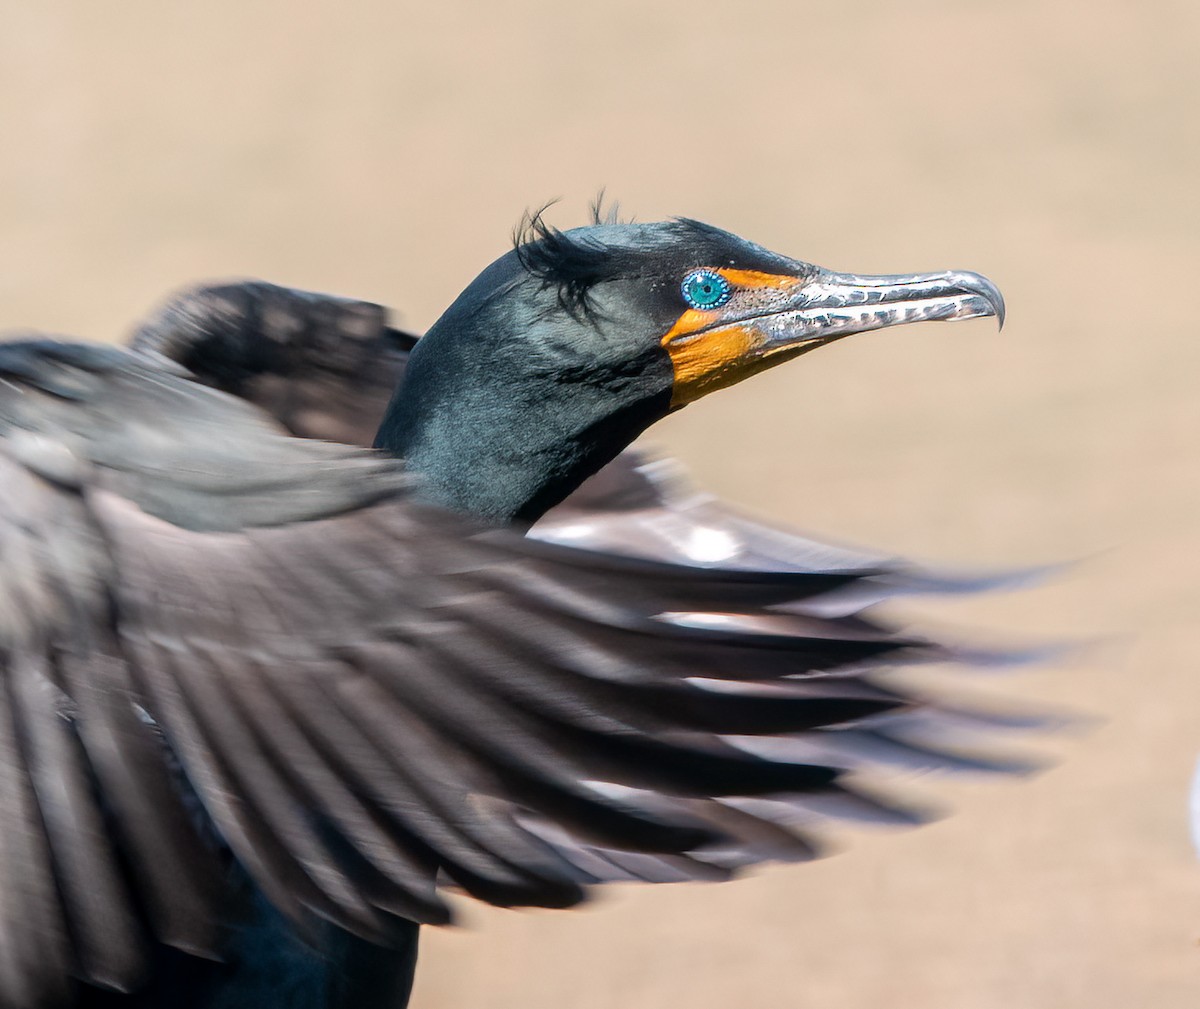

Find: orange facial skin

[661,269,805,406]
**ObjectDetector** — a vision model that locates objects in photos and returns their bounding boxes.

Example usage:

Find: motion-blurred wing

[0,340,1031,1006]
[128,281,418,445]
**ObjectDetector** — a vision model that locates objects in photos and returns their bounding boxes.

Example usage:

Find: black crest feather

[514,203,625,318]
[589,190,626,226]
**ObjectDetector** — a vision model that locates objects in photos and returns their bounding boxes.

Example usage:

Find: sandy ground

[1,1,1197,1006]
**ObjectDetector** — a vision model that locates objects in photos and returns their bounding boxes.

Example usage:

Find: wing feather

[0,645,76,1009]
[0,337,1043,1006]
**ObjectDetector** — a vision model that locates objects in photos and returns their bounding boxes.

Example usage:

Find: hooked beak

[663,266,1004,406]
[756,269,1004,348]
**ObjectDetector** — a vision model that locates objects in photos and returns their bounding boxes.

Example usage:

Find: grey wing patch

[0,338,415,532]
[128,281,419,445]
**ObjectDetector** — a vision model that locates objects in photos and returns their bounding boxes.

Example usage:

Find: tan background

[1,1,1197,1006]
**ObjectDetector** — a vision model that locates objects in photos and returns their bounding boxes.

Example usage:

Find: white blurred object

[1191,758,1200,856]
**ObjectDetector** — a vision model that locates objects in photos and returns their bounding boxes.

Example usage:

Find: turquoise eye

[681,270,732,310]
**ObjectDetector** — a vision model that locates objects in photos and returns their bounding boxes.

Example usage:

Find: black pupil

[685,272,725,308]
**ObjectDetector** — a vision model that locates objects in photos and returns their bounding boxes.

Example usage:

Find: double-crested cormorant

[0,216,1012,1008]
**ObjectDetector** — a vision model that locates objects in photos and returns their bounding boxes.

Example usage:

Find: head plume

[512,203,623,318]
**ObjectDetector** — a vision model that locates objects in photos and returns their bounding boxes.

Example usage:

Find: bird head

[378,216,1003,523]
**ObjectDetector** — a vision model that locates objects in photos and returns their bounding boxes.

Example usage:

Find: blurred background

[1,1,1197,1005]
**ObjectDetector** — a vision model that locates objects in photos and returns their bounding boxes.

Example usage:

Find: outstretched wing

[0,339,1034,1006]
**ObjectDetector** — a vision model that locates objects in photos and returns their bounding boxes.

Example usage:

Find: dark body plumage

[0,220,1016,1008]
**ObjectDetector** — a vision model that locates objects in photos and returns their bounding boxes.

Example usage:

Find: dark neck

[377,370,669,524]
[374,327,671,524]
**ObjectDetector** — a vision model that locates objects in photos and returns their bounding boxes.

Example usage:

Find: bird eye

[681,270,732,311]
